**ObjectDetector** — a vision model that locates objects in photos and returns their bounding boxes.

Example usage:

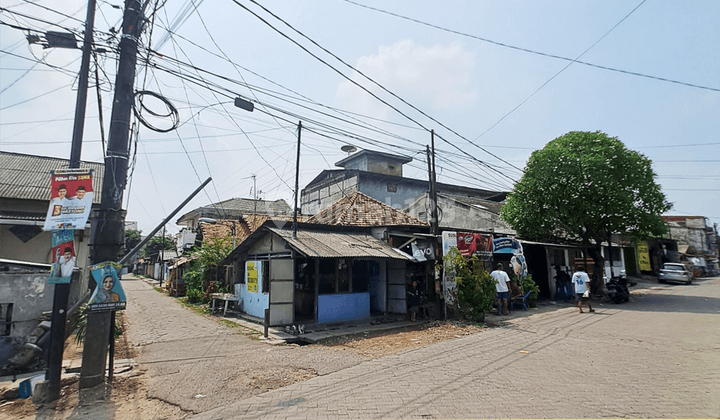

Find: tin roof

[307,192,428,227]
[0,151,104,203]
[267,226,414,260]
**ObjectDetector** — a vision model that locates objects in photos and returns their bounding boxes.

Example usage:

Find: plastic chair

[511,291,531,311]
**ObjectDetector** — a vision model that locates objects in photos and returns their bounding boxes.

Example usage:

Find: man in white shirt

[491,263,511,316]
[58,247,76,278]
[572,266,594,313]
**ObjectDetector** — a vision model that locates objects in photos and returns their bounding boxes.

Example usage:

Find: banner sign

[49,229,75,284]
[441,231,457,257]
[87,261,126,313]
[493,237,523,254]
[247,261,258,293]
[457,232,493,260]
[44,168,94,230]
[637,242,652,272]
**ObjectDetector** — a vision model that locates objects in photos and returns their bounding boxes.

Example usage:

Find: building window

[387,183,397,193]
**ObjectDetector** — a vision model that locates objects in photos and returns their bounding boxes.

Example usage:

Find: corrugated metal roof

[439,193,504,215]
[0,152,104,203]
[267,226,414,260]
[210,198,291,215]
[307,192,428,227]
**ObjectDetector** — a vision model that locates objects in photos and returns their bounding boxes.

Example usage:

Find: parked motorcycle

[605,276,630,303]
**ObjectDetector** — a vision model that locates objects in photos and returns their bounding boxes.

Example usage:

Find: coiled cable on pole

[133,90,179,132]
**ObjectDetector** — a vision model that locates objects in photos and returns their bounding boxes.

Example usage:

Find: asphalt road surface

[187,275,720,419]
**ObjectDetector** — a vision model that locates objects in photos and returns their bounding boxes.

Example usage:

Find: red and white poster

[43,169,94,230]
[456,232,494,260]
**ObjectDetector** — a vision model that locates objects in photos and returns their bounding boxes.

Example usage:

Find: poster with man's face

[48,229,75,284]
[43,168,94,230]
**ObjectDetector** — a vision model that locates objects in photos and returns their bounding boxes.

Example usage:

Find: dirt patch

[0,312,183,420]
[313,320,484,359]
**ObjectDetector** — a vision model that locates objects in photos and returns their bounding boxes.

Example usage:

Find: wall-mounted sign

[43,168,94,230]
[246,261,258,293]
[637,242,651,272]
[48,229,75,284]
[87,261,126,312]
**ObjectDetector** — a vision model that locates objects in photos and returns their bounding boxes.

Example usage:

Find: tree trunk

[586,245,605,295]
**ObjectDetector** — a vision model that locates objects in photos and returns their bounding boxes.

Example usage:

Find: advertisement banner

[44,168,94,230]
[247,261,258,293]
[49,229,76,284]
[493,237,523,254]
[441,231,457,256]
[456,232,477,257]
[637,242,652,272]
[87,261,126,313]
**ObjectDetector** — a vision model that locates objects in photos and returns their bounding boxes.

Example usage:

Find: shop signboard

[87,261,126,313]
[43,168,94,231]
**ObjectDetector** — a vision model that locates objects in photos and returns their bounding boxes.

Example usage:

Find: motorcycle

[605,275,630,303]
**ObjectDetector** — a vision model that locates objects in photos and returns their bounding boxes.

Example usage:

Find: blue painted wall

[318,293,370,323]
[239,260,268,319]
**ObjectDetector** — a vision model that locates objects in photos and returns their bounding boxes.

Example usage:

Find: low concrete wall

[318,293,370,323]
[0,269,53,337]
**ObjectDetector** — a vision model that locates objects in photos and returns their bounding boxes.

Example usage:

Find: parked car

[658,263,694,285]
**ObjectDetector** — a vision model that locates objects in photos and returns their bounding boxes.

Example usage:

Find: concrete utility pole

[292,121,302,238]
[45,0,97,402]
[80,0,146,389]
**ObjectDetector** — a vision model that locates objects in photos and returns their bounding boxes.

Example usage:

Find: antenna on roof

[340,145,357,156]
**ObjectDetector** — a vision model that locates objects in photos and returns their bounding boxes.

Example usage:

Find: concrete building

[300,149,506,217]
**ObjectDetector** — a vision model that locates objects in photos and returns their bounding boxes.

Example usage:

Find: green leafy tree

[501,131,671,292]
[124,229,142,255]
[142,234,175,258]
[182,237,233,303]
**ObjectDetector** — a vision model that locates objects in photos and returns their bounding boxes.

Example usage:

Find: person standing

[491,263,511,316]
[572,266,595,313]
[407,281,420,321]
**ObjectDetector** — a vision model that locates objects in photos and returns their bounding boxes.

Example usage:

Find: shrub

[443,248,496,321]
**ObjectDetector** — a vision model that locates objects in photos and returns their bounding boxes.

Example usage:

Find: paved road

[121,276,367,417]
[189,276,720,419]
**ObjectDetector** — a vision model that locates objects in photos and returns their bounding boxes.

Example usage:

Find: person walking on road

[491,263,511,316]
[572,266,594,313]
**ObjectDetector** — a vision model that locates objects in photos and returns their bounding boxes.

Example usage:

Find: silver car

[658,263,694,285]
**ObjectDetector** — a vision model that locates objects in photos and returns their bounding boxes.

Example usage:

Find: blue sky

[1,0,718,235]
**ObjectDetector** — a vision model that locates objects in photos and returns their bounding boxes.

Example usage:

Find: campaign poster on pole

[87,262,126,313]
[44,169,94,231]
[48,229,76,284]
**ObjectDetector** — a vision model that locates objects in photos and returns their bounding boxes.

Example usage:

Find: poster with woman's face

[87,261,126,313]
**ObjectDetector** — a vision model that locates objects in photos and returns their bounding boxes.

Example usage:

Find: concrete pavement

[190,275,720,419]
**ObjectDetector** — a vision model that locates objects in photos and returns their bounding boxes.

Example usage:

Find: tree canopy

[501,131,671,286]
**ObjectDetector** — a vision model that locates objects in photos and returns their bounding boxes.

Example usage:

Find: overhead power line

[340,0,720,93]
[231,0,520,183]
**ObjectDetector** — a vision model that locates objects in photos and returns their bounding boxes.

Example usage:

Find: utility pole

[160,226,165,288]
[80,0,146,389]
[292,121,302,238]
[427,130,439,235]
[45,0,97,402]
